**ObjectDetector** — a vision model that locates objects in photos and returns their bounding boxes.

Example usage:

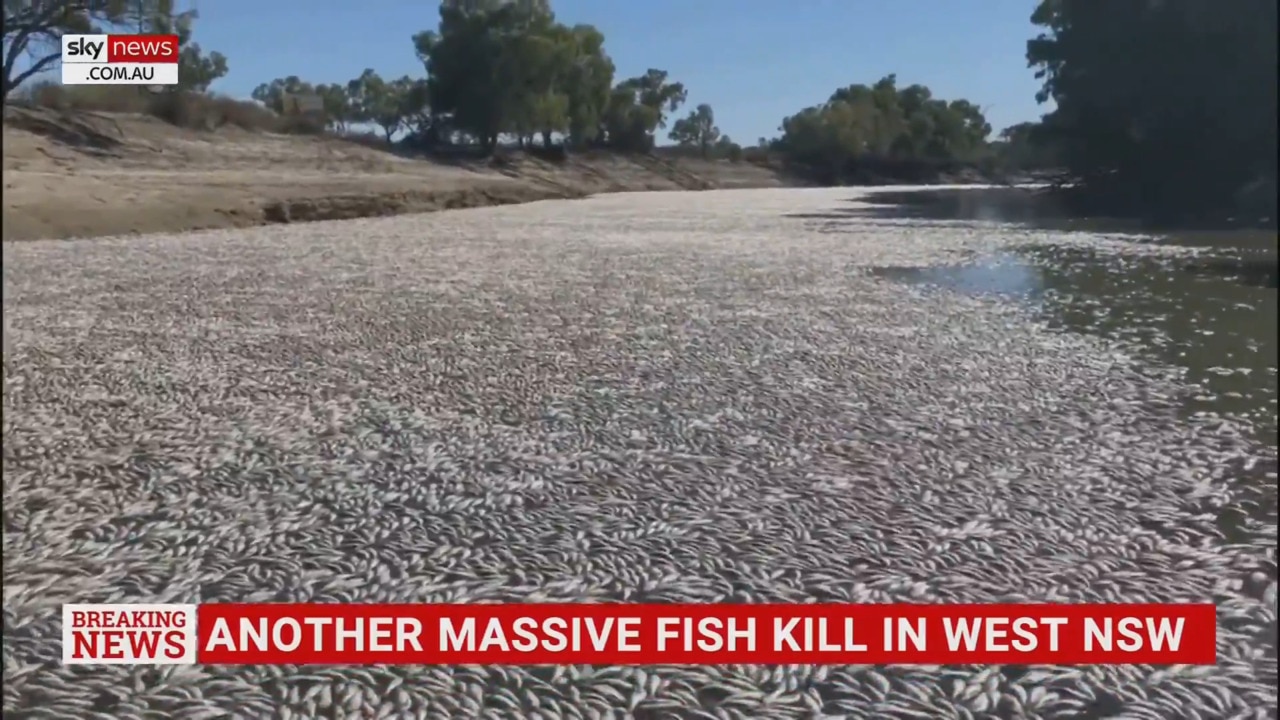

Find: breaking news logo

[60,34,180,86]
[62,602,1217,666]
[63,604,197,665]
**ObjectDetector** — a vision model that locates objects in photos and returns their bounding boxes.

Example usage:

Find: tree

[601,85,659,152]
[143,7,227,92]
[714,135,742,162]
[620,68,687,128]
[669,103,720,157]
[396,77,431,139]
[772,76,993,182]
[315,83,354,132]
[252,76,354,131]
[495,17,572,147]
[101,2,227,92]
[416,0,558,151]
[252,76,312,114]
[603,69,687,151]
[992,121,1060,172]
[828,75,904,154]
[3,1,133,99]
[561,24,614,147]
[347,69,421,143]
[415,0,610,151]
[1027,0,1277,217]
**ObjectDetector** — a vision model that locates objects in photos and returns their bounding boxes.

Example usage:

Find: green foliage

[414,1,619,151]
[1027,0,1277,216]
[417,1,546,149]
[17,79,282,132]
[990,121,1060,173]
[251,76,311,114]
[561,25,614,146]
[669,103,720,157]
[252,71,426,139]
[140,7,227,92]
[347,69,427,143]
[602,69,687,151]
[771,74,994,182]
[715,135,743,162]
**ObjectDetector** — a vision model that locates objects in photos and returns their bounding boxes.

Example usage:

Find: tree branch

[6,48,62,97]
[3,1,96,97]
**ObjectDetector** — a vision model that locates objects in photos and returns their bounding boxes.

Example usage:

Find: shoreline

[3,106,794,242]
[3,106,1007,243]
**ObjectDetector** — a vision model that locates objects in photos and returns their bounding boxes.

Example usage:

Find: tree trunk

[542,130,553,148]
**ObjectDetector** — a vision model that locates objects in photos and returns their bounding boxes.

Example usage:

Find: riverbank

[2,106,794,241]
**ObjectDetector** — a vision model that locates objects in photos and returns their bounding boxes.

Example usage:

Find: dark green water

[861,188,1277,533]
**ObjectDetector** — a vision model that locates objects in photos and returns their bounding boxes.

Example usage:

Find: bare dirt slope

[2,107,789,240]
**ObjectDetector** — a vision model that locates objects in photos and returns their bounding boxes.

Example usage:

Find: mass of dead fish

[3,187,1275,719]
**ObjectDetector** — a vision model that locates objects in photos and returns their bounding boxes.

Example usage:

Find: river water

[5,186,1276,718]
[861,187,1277,538]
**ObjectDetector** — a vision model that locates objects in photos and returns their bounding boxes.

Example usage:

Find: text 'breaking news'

[63,603,1216,666]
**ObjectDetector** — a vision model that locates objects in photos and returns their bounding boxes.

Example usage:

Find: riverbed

[3,186,1276,719]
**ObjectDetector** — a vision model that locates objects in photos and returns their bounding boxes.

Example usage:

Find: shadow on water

[829,187,1278,541]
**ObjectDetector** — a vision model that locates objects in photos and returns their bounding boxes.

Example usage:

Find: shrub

[276,113,328,135]
[742,146,772,165]
[146,91,273,131]
[527,144,568,163]
[17,81,150,114]
[13,82,282,133]
[211,95,280,131]
[336,130,391,149]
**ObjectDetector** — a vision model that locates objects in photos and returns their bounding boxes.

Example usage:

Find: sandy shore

[2,107,789,241]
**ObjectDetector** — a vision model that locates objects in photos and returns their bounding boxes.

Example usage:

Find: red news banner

[63,603,1216,666]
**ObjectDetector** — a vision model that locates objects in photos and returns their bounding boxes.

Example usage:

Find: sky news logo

[61,34,180,86]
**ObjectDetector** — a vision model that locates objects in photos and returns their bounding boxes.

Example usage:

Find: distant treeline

[4,0,1274,216]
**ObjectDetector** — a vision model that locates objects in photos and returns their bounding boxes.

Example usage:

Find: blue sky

[43,0,1054,142]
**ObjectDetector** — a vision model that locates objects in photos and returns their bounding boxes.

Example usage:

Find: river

[4,186,1276,718]
[859,186,1277,541]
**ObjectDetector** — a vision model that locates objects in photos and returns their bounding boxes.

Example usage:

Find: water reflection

[846,187,1278,537]
[856,187,1279,239]
[871,255,1046,300]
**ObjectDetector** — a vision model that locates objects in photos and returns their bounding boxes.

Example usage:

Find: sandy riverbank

[2,106,791,241]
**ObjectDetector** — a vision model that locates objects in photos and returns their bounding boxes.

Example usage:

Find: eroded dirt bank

[2,107,790,240]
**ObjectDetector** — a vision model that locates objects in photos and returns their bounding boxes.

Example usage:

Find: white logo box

[61,64,179,86]
[60,33,180,85]
[63,604,198,665]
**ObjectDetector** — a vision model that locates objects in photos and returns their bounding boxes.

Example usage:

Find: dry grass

[11,81,323,134]
[2,91,791,241]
